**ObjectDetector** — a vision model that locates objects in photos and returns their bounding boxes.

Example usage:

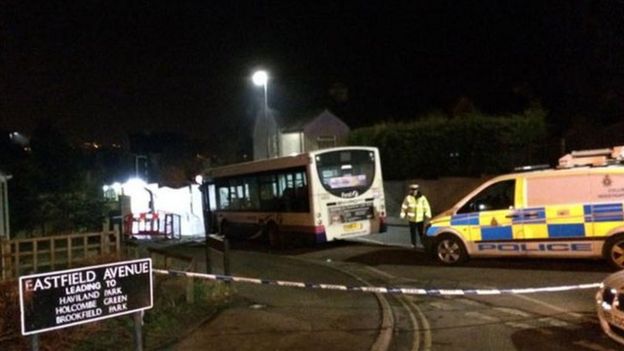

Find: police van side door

[523,172,593,257]
[455,179,520,255]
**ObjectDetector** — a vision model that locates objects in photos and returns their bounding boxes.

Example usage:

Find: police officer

[400,184,432,249]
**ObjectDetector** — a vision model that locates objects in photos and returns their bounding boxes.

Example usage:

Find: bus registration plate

[344,223,362,231]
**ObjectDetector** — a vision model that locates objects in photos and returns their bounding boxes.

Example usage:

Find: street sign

[19,258,153,335]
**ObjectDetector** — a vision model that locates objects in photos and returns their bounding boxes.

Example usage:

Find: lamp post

[252,70,270,158]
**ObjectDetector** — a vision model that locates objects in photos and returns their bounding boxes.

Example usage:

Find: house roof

[279,108,347,133]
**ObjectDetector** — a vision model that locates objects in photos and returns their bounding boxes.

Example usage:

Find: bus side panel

[278,212,326,244]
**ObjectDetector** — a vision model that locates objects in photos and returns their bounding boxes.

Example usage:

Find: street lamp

[252,70,270,158]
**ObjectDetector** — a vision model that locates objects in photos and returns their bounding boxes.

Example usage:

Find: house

[0,172,11,239]
[253,109,350,160]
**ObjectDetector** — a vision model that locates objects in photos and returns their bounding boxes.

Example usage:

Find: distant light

[195,175,203,184]
[111,182,122,195]
[252,70,268,86]
[102,185,110,192]
[125,178,147,194]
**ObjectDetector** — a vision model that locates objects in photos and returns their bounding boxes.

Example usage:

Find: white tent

[117,178,205,238]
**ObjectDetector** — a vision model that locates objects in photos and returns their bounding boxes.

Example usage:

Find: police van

[426,146,624,269]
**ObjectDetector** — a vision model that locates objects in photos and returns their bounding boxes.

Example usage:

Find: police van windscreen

[315,150,376,197]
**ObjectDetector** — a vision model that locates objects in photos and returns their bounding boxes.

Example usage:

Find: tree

[9,122,105,235]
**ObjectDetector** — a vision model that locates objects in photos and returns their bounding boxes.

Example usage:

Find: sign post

[30,334,39,351]
[207,234,231,278]
[133,311,144,351]
[19,258,153,346]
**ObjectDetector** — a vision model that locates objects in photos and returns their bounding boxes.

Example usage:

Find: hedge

[348,108,547,180]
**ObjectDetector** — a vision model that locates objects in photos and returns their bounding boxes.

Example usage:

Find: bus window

[228,180,240,210]
[276,169,309,212]
[259,174,279,211]
[242,176,260,210]
[218,185,230,209]
[316,150,375,197]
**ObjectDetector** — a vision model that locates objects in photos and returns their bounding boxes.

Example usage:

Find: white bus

[200,147,387,247]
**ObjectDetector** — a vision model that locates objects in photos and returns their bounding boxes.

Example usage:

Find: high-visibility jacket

[401,195,432,222]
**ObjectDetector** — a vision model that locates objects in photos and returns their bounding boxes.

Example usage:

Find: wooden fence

[0,231,120,280]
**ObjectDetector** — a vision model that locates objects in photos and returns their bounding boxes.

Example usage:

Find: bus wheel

[603,234,624,269]
[267,222,282,248]
[434,234,468,265]
[220,220,231,239]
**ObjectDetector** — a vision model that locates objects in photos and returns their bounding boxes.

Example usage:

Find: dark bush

[349,107,547,179]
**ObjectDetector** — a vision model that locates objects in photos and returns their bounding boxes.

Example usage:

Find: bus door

[199,180,217,234]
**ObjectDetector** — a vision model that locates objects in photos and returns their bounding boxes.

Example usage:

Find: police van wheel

[435,234,468,265]
[603,234,624,269]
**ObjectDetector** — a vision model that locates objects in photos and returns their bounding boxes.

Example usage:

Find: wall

[279,132,303,156]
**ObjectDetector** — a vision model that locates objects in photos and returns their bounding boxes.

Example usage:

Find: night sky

[2,1,623,146]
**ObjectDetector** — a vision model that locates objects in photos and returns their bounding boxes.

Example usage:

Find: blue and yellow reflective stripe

[431,202,624,241]
[512,208,546,224]
[546,224,585,238]
[450,213,479,225]
[584,203,624,222]
[480,227,512,240]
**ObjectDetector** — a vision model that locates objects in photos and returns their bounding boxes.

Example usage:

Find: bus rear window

[316,150,375,197]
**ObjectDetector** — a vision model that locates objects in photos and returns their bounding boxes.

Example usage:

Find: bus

[199,147,386,247]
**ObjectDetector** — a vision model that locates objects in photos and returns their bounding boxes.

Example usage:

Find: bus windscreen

[316,150,375,197]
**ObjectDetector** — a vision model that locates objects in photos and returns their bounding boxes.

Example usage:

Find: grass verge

[0,272,234,351]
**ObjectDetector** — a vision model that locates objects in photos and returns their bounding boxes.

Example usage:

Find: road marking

[457,298,484,307]
[493,307,531,318]
[285,256,395,351]
[396,296,420,351]
[365,265,400,280]
[364,266,430,351]
[371,291,394,351]
[331,268,394,351]
[518,294,584,319]
[406,298,432,351]
[505,321,533,330]
[365,265,578,348]
[429,301,454,311]
[537,317,570,328]
[464,311,500,322]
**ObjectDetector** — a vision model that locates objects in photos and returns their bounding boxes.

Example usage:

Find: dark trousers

[409,221,425,246]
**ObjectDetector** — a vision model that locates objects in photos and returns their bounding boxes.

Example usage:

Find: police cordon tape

[153,269,601,296]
